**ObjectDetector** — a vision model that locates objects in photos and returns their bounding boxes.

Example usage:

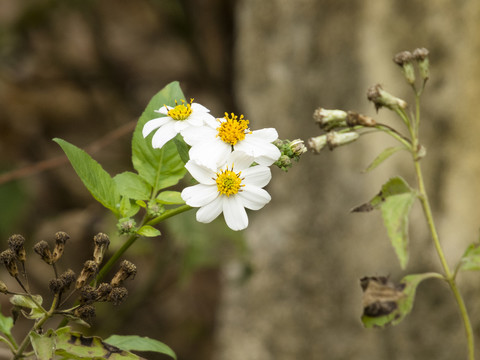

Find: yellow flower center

[216,113,251,145]
[215,167,244,196]
[166,99,194,120]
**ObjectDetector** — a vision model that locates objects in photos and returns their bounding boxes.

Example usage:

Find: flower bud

[393,51,415,85]
[8,234,26,263]
[0,281,8,294]
[34,240,53,264]
[413,47,429,81]
[308,135,328,153]
[326,131,359,149]
[52,231,69,263]
[117,218,136,235]
[0,249,18,277]
[110,260,137,287]
[93,233,110,266]
[346,111,376,127]
[289,139,307,156]
[367,84,407,111]
[313,108,348,130]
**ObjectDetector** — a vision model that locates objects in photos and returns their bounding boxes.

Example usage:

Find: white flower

[143,99,215,149]
[181,151,272,231]
[182,112,281,169]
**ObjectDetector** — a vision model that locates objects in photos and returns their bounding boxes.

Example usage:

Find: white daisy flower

[181,151,272,231]
[143,99,215,149]
[182,112,281,169]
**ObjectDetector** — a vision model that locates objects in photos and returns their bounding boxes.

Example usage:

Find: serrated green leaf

[114,172,152,200]
[30,329,56,359]
[364,146,405,172]
[132,82,187,193]
[54,138,121,216]
[137,225,161,237]
[0,307,13,337]
[458,242,480,271]
[361,273,440,328]
[117,196,141,218]
[54,327,139,359]
[157,191,185,205]
[105,335,176,359]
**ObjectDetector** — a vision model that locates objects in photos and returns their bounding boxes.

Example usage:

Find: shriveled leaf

[54,327,139,359]
[54,138,120,216]
[458,242,480,271]
[10,294,43,310]
[105,335,176,359]
[157,191,185,205]
[352,177,416,269]
[137,225,161,237]
[364,146,405,172]
[132,82,187,193]
[114,172,152,200]
[361,273,440,328]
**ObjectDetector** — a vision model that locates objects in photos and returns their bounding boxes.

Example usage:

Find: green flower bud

[313,108,348,130]
[367,84,407,111]
[413,47,429,81]
[393,51,415,85]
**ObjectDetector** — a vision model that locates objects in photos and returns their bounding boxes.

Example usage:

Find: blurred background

[1,0,480,359]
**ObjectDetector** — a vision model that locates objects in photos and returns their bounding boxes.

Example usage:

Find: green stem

[146,205,192,226]
[414,159,474,360]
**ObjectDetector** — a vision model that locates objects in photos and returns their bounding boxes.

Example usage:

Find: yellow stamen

[166,98,194,120]
[216,113,251,145]
[215,167,244,196]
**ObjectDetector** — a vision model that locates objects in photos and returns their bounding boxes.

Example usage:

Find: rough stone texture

[215,1,480,359]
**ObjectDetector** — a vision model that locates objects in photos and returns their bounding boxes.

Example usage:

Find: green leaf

[54,327,139,359]
[54,138,121,216]
[114,172,152,200]
[458,242,480,271]
[137,225,161,237]
[132,82,187,193]
[10,294,45,320]
[352,177,416,269]
[30,329,56,359]
[361,273,440,328]
[364,146,405,172]
[173,135,190,164]
[156,191,185,205]
[0,308,13,337]
[105,335,176,359]
[118,196,141,218]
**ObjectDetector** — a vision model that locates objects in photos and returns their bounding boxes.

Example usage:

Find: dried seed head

[93,233,110,266]
[108,287,128,306]
[0,281,8,294]
[367,84,407,112]
[0,249,18,277]
[76,260,98,289]
[74,304,96,321]
[34,241,53,264]
[49,279,64,294]
[96,283,113,300]
[346,111,376,127]
[110,260,137,287]
[80,285,99,304]
[59,269,76,290]
[8,234,26,262]
[52,232,69,263]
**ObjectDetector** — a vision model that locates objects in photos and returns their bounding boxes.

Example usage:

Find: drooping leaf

[361,273,440,328]
[156,191,185,205]
[352,177,416,269]
[114,172,152,200]
[137,225,161,237]
[363,146,405,172]
[10,294,45,320]
[105,334,176,359]
[458,242,480,272]
[54,327,139,359]
[132,82,187,193]
[0,307,13,337]
[54,138,121,216]
[30,329,56,359]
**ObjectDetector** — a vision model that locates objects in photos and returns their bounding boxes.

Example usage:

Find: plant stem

[414,159,474,360]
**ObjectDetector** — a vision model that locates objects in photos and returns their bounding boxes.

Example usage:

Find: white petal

[155,106,171,115]
[226,151,254,172]
[239,185,271,210]
[250,128,278,142]
[151,121,178,148]
[222,196,248,231]
[142,117,170,138]
[185,160,216,184]
[236,135,281,164]
[182,125,217,146]
[241,165,272,188]
[189,140,231,169]
[190,103,211,113]
[181,184,218,207]
[196,198,223,223]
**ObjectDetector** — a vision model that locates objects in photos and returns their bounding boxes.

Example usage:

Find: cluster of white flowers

[143,99,281,231]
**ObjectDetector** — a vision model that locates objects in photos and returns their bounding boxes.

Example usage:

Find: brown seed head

[34,241,53,264]
[8,235,26,262]
[0,249,18,277]
[108,287,128,305]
